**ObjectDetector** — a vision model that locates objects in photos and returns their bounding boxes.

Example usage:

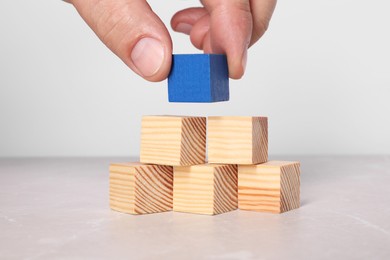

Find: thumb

[70,0,172,82]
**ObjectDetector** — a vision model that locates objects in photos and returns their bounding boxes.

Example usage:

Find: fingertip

[173,23,193,35]
[171,8,207,26]
[148,48,172,82]
[225,45,248,79]
[129,37,172,82]
[228,65,244,80]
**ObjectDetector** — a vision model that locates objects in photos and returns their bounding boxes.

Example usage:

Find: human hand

[68,0,276,81]
[171,0,277,79]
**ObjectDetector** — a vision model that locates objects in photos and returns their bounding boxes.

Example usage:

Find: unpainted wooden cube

[208,116,268,165]
[140,116,206,166]
[109,162,173,215]
[173,164,238,215]
[238,161,300,213]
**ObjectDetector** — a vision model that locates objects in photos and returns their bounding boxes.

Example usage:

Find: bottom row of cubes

[109,161,300,215]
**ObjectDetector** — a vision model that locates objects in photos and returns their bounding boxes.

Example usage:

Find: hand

[68,0,276,82]
[172,0,276,79]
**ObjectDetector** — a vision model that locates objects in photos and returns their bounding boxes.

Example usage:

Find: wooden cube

[168,54,229,103]
[140,116,206,166]
[238,161,300,213]
[173,164,238,215]
[208,116,268,164]
[109,162,173,215]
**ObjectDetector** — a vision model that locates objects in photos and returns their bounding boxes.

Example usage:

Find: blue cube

[168,54,229,103]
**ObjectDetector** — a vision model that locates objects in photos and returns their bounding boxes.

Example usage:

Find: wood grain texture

[208,116,268,165]
[173,164,237,215]
[109,162,173,215]
[140,116,206,166]
[238,161,300,214]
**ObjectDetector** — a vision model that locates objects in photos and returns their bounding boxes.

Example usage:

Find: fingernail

[175,23,192,34]
[131,37,165,77]
[242,49,248,72]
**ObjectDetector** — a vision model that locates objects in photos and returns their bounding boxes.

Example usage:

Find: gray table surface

[1,156,390,259]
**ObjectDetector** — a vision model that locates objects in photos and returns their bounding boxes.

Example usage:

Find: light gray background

[0,0,389,157]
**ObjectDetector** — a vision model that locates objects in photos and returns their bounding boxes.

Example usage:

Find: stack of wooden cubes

[109,116,300,215]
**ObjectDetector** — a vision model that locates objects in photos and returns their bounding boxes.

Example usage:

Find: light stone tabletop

[1,156,390,259]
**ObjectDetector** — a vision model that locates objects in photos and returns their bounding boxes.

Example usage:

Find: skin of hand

[67,0,277,82]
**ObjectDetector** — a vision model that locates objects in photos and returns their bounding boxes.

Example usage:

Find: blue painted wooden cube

[168,54,229,103]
